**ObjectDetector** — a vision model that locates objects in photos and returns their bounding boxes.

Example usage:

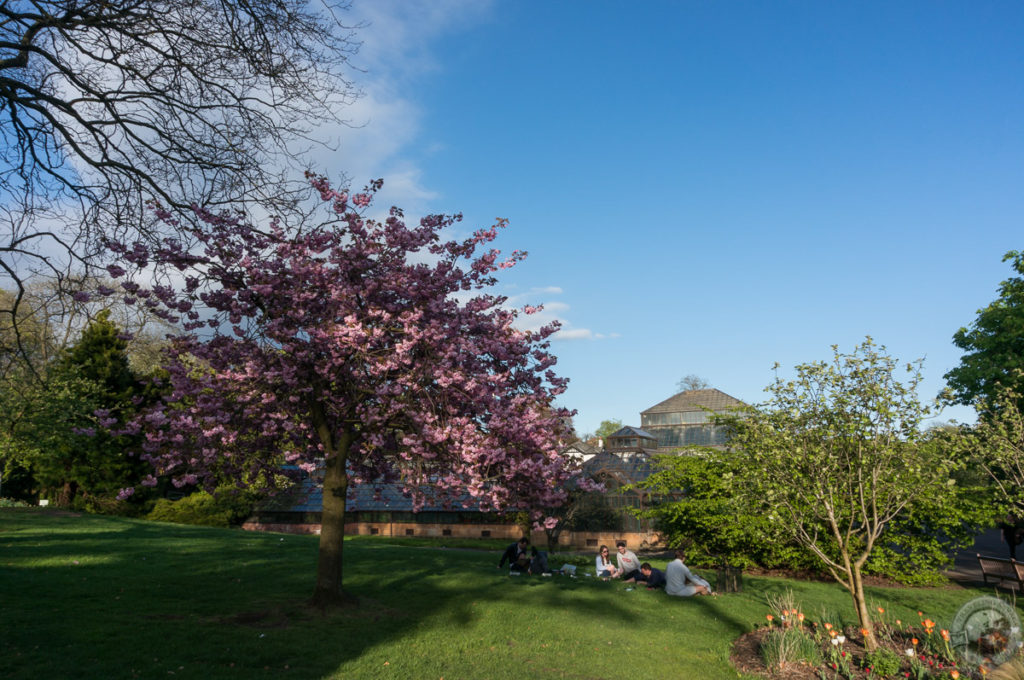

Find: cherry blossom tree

[107,177,577,605]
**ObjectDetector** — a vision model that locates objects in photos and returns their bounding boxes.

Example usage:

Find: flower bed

[731,591,1017,679]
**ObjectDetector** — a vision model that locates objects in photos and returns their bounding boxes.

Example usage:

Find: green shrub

[861,648,901,678]
[146,489,254,527]
[72,493,149,517]
[0,497,30,507]
[635,452,821,572]
[759,628,821,670]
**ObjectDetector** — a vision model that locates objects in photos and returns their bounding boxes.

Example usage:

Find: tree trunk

[56,480,77,508]
[310,430,356,607]
[850,565,877,651]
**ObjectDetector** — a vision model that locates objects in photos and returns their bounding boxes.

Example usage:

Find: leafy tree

[3,369,103,506]
[636,452,818,571]
[944,250,1024,406]
[111,177,578,606]
[722,339,967,650]
[676,374,710,392]
[0,285,165,502]
[594,419,623,439]
[29,310,146,507]
[958,375,1024,519]
[638,441,986,584]
[0,0,358,343]
[861,427,994,585]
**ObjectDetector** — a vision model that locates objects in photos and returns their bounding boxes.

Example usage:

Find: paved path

[946,528,1019,588]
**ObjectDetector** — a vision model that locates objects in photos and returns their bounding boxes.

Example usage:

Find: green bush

[72,493,150,517]
[861,648,901,678]
[0,497,30,507]
[146,489,254,527]
[635,452,820,572]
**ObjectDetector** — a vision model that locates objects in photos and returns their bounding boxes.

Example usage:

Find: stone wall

[241,519,665,550]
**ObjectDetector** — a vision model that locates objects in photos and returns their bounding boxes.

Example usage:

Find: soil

[730,626,876,680]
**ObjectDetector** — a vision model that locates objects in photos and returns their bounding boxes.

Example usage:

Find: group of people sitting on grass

[498,537,713,597]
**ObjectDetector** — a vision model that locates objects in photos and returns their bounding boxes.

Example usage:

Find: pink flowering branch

[101,174,580,604]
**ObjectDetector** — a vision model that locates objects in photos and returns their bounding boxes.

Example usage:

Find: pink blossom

[112,174,580,596]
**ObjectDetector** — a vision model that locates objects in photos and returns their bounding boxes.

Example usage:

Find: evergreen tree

[31,310,146,508]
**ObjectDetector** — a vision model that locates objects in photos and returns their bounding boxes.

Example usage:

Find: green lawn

[0,508,1003,680]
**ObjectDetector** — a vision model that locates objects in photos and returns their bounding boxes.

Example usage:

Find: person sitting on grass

[639,562,666,590]
[665,548,713,597]
[595,545,620,580]
[615,540,643,583]
[499,537,532,573]
[530,546,550,575]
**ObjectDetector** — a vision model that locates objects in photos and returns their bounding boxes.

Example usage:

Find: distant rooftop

[260,477,480,514]
[608,425,657,440]
[563,440,601,455]
[641,388,746,415]
[581,450,654,484]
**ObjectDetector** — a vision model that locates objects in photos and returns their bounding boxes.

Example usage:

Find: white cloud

[305,0,493,216]
[504,291,615,342]
[554,328,594,341]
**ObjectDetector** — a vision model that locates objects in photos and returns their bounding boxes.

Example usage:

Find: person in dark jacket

[498,537,532,572]
[639,562,666,589]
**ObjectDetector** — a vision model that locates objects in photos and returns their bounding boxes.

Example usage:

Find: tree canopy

[593,419,623,439]
[958,376,1024,519]
[0,309,148,507]
[944,250,1024,407]
[108,177,579,605]
[720,339,967,650]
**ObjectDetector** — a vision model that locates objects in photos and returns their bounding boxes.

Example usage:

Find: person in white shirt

[615,540,642,583]
[595,545,620,580]
[665,548,712,597]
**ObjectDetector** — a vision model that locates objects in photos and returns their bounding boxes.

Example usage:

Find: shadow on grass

[0,509,649,679]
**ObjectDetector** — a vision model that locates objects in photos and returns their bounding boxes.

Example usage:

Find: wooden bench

[976,553,1024,590]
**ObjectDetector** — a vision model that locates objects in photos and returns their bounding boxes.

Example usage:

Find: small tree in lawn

[109,176,577,606]
[723,338,961,650]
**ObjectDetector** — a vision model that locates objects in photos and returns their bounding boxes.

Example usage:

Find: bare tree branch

[1,0,361,360]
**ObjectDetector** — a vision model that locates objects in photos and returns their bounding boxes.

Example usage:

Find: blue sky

[324,1,1024,435]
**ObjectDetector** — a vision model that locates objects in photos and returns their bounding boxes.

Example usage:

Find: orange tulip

[941,629,950,642]
[877,606,885,614]
[911,638,918,646]
[950,671,959,679]
[824,623,832,630]
[797,612,805,622]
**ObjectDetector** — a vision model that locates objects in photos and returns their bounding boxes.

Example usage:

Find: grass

[0,508,1010,680]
